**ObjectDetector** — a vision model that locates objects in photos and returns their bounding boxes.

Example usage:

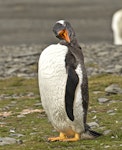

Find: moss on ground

[0,75,122,150]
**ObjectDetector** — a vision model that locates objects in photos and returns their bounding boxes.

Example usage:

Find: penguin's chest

[39,44,68,122]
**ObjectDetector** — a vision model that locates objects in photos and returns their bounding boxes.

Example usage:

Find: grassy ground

[0,74,122,150]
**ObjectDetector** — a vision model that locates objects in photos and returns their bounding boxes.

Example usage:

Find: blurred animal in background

[112,9,122,45]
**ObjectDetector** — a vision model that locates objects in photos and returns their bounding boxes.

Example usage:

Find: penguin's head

[53,20,75,43]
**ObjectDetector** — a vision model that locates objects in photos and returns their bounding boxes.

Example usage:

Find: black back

[63,41,89,124]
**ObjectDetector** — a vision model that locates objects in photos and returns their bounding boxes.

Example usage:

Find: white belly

[38,44,84,135]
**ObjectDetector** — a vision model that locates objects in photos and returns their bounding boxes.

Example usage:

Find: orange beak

[58,29,70,43]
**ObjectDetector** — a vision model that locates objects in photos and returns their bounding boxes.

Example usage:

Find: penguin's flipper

[65,67,79,121]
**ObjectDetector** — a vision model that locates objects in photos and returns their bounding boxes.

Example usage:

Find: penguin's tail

[88,129,102,137]
[81,126,102,140]
[81,129,102,139]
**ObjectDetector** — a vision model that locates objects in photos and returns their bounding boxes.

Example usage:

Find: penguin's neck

[59,38,84,64]
[60,37,79,48]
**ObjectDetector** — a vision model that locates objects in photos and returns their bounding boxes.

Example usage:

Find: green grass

[0,75,122,150]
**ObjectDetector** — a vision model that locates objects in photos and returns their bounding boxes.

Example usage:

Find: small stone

[111,136,115,139]
[91,110,97,113]
[103,130,112,135]
[92,115,97,119]
[17,114,26,118]
[98,98,109,103]
[30,132,37,135]
[105,69,115,74]
[34,103,42,107]
[10,133,24,138]
[104,145,110,148]
[115,65,122,73]
[9,129,16,133]
[105,84,122,94]
[0,137,17,146]
[88,122,99,128]
[17,73,28,77]
[107,110,114,113]
[108,113,116,115]
[93,91,102,94]
[27,92,34,97]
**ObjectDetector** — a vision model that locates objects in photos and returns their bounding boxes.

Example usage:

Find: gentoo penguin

[38,20,101,141]
[112,9,122,45]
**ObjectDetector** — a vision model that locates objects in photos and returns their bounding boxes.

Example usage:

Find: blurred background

[0,0,122,45]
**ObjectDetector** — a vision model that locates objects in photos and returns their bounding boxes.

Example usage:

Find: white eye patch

[57,20,65,25]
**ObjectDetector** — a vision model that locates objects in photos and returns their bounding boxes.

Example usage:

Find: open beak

[58,29,70,43]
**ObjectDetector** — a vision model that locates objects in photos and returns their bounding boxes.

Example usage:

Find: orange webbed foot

[48,132,80,142]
